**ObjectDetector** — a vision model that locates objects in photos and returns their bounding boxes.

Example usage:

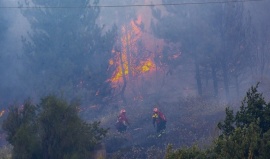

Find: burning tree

[108,15,163,105]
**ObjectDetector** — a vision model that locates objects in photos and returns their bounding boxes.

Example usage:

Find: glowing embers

[139,59,155,73]
[109,53,156,83]
[0,110,5,117]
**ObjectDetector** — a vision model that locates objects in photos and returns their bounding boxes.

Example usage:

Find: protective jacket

[117,113,129,125]
[152,111,166,125]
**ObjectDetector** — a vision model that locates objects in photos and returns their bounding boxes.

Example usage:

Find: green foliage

[217,107,235,136]
[165,83,270,158]
[2,95,108,159]
[236,83,270,133]
[20,0,117,104]
[214,121,261,158]
[259,129,270,158]
[2,100,41,159]
[214,83,270,158]
[165,144,207,159]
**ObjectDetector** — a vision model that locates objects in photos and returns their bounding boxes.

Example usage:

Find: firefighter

[115,109,130,133]
[152,107,167,137]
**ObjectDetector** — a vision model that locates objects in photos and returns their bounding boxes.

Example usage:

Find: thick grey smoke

[1,0,270,107]
[0,0,30,105]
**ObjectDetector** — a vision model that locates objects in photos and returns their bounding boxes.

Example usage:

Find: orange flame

[0,110,5,117]
[139,59,155,72]
[110,52,129,83]
[109,59,114,65]
[109,15,157,84]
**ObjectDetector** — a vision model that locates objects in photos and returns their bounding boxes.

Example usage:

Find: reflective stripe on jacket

[152,111,166,124]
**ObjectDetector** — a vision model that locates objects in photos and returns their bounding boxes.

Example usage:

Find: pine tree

[214,83,270,158]
[235,83,270,133]
[217,107,235,136]
[20,0,117,104]
[165,83,270,158]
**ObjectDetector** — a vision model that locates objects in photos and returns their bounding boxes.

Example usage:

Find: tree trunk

[211,63,218,97]
[195,57,202,96]
[119,51,127,104]
[235,75,239,98]
[222,61,229,100]
[125,28,132,80]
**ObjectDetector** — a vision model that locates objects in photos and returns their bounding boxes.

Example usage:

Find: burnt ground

[96,97,227,159]
[0,96,228,158]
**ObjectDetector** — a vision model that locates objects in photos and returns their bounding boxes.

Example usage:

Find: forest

[0,0,270,158]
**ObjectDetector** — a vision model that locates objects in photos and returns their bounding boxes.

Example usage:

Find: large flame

[110,51,129,83]
[109,15,156,84]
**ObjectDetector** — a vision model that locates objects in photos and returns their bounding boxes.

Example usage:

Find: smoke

[0,0,30,106]
[1,0,270,107]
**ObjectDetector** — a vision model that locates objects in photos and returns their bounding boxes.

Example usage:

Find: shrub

[165,83,270,158]
[2,95,108,159]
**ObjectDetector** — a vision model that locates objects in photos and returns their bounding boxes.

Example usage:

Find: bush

[213,83,270,158]
[165,144,207,159]
[2,95,108,159]
[165,83,270,158]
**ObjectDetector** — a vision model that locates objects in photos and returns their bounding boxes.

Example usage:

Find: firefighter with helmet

[152,107,167,137]
[115,109,130,133]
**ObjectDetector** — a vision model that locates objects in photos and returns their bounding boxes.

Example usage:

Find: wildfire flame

[110,51,129,83]
[0,110,5,117]
[139,59,155,72]
[109,15,156,84]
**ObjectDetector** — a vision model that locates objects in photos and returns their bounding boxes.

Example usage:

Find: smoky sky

[0,0,29,105]
[1,0,270,107]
